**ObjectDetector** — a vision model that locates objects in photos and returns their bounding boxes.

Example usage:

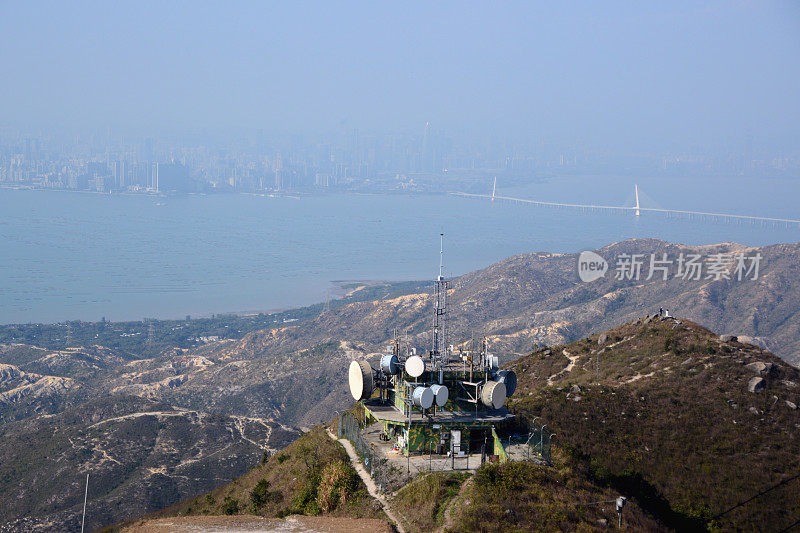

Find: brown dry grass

[508,317,800,531]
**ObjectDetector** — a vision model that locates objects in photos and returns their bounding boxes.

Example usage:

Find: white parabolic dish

[430,384,449,407]
[348,360,374,401]
[481,380,507,409]
[412,386,434,409]
[405,355,425,378]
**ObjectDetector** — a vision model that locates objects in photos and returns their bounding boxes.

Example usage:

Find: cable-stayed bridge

[453,181,800,228]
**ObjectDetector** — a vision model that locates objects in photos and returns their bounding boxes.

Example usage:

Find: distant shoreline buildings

[1,128,797,195]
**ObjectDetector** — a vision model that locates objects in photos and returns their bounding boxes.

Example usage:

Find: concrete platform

[362,422,485,477]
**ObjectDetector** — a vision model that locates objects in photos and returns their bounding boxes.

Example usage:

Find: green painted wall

[492,426,508,462]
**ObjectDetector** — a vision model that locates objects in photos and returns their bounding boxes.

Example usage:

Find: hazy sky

[1,1,799,151]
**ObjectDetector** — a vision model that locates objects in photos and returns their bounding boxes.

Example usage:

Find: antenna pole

[438,233,444,281]
[81,473,89,533]
[432,234,447,365]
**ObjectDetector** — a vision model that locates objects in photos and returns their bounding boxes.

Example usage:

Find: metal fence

[338,412,553,494]
[504,429,552,464]
[338,412,391,492]
[533,428,553,464]
[410,441,473,474]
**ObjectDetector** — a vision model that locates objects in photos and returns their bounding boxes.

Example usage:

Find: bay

[1,173,798,324]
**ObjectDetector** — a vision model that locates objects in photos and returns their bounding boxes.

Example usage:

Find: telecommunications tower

[431,233,448,364]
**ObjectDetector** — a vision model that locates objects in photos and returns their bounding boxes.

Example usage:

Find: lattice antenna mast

[431,233,448,366]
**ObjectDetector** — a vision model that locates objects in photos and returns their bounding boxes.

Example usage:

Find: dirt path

[439,476,472,532]
[546,349,581,386]
[326,429,406,533]
[624,370,655,384]
[122,515,393,532]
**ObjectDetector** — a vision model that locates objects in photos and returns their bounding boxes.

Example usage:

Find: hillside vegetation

[507,316,800,531]
[122,316,800,532]
[120,427,387,530]
[4,238,800,530]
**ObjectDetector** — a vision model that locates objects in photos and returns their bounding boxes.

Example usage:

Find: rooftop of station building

[363,398,515,424]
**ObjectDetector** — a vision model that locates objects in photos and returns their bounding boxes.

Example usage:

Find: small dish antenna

[412,386,434,409]
[430,384,449,407]
[497,370,517,396]
[380,353,400,375]
[405,355,425,378]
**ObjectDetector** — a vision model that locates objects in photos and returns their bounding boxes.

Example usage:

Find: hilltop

[505,315,800,531]
[3,238,800,530]
[132,316,800,531]
[392,317,799,531]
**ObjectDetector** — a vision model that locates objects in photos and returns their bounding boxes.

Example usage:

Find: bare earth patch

[122,515,393,533]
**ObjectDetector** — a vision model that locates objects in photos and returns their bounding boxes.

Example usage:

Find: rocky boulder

[745,361,773,375]
[748,376,765,393]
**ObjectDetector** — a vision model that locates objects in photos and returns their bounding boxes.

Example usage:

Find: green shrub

[223,496,239,515]
[250,479,271,508]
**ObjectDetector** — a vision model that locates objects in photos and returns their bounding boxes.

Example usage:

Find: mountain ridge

[2,238,800,530]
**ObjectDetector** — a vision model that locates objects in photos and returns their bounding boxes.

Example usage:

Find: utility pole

[81,473,89,533]
[596,350,600,384]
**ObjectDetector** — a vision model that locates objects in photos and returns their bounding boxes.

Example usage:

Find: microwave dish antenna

[380,353,400,375]
[430,384,449,407]
[481,380,507,409]
[412,386,434,409]
[348,360,374,401]
[405,355,425,378]
[497,370,517,396]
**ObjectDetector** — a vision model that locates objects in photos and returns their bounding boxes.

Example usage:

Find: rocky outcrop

[745,361,773,375]
[748,376,765,393]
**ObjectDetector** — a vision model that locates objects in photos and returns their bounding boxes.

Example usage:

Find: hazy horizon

[1,1,799,154]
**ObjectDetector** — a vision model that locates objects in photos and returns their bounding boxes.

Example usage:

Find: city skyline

[1,124,798,195]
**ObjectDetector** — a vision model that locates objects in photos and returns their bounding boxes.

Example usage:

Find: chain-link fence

[337,412,391,492]
[527,428,553,463]
[338,411,553,493]
[504,429,552,464]
[409,441,474,474]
